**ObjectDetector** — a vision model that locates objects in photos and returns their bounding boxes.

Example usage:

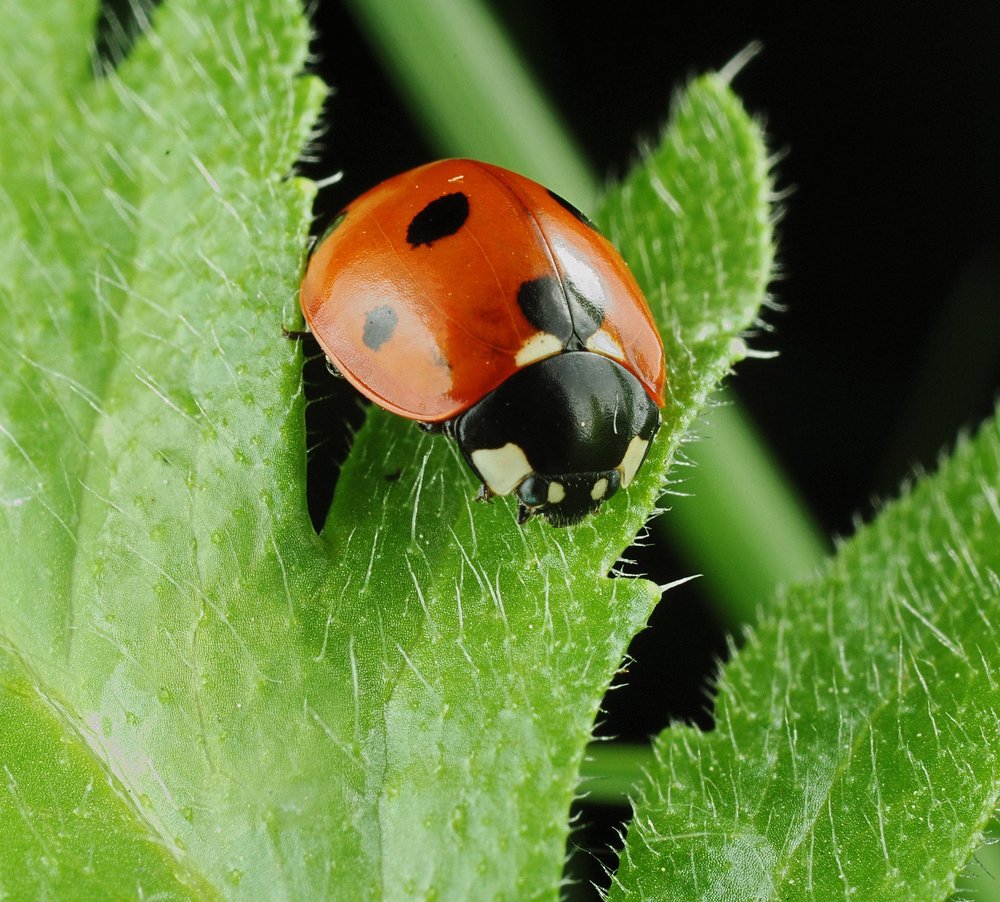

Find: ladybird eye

[516,476,548,507]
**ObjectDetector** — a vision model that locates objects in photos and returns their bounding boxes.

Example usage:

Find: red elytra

[299,159,665,424]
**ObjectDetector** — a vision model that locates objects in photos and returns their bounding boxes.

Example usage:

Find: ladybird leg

[516,501,535,525]
[281,325,312,340]
[417,420,456,437]
[475,484,494,504]
[283,327,342,377]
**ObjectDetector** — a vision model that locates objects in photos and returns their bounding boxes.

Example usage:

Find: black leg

[417,419,455,437]
[282,325,312,340]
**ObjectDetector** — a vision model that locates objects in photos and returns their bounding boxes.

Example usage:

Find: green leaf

[597,78,775,463]
[1,0,325,895]
[0,646,215,898]
[0,0,773,894]
[610,410,1000,900]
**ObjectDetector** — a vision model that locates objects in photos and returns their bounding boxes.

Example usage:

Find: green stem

[661,397,828,625]
[579,743,655,805]
[341,0,595,206]
[341,0,827,617]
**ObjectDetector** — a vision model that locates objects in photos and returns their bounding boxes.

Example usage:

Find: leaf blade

[611,411,1000,899]
[0,647,215,900]
[1,0,327,895]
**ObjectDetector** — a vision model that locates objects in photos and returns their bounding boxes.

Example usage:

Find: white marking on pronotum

[585,328,625,360]
[515,332,563,366]
[619,435,649,487]
[547,482,566,504]
[471,443,533,495]
[591,477,609,501]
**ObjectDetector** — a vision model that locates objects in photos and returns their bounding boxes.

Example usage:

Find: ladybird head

[514,469,623,526]
[454,352,660,527]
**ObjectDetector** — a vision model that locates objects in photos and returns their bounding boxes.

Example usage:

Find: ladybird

[299,159,666,526]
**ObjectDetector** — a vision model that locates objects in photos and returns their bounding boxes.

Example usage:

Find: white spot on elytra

[619,435,649,487]
[471,444,533,496]
[591,477,609,501]
[515,332,563,366]
[547,482,566,504]
[585,328,624,360]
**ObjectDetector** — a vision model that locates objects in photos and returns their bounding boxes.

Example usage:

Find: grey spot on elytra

[363,305,398,351]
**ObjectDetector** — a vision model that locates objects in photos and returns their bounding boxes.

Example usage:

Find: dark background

[299,1,1000,890]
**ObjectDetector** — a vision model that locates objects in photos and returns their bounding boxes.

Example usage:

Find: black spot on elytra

[407,192,470,247]
[547,189,599,231]
[517,276,605,349]
[566,282,605,341]
[517,277,574,342]
[363,305,398,351]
